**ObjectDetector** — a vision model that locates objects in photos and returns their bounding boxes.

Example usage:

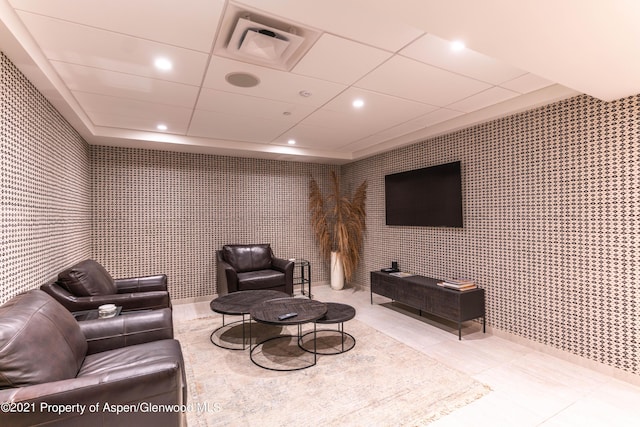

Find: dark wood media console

[370,271,485,340]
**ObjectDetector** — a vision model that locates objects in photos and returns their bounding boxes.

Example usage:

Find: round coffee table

[299,302,356,355]
[249,297,327,371]
[209,290,288,350]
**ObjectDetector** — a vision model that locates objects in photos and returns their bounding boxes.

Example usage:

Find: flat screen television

[385,161,463,227]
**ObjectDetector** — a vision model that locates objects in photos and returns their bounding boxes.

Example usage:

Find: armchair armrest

[0,357,184,427]
[271,257,293,274]
[40,282,170,312]
[79,308,174,354]
[271,257,294,295]
[115,274,167,293]
[216,251,238,295]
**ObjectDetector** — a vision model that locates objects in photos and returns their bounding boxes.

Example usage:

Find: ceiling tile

[196,88,316,123]
[500,73,554,94]
[355,55,491,106]
[346,108,463,151]
[401,34,527,85]
[17,11,209,85]
[275,123,367,151]
[292,34,392,84]
[188,109,293,143]
[52,61,200,108]
[9,0,225,52]
[73,92,192,134]
[447,86,520,113]
[203,56,347,106]
[303,87,437,131]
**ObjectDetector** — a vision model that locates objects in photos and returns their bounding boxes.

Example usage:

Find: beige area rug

[175,315,490,427]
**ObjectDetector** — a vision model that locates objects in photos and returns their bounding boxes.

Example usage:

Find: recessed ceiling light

[154,57,173,71]
[451,40,465,52]
[225,72,260,88]
[157,124,168,131]
[352,99,365,108]
[287,139,296,145]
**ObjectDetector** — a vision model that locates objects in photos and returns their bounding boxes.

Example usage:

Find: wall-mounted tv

[385,161,463,227]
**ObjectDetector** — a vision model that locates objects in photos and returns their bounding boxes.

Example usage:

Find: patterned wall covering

[91,146,336,299]
[343,94,640,375]
[0,52,91,304]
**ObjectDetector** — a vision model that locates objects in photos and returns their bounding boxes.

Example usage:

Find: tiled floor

[173,284,640,426]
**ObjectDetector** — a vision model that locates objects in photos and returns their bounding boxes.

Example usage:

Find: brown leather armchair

[216,244,294,296]
[0,290,186,427]
[40,259,171,312]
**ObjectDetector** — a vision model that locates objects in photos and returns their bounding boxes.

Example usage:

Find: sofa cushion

[0,290,87,388]
[222,244,272,273]
[57,259,117,296]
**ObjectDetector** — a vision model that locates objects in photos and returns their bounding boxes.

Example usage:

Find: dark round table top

[210,290,289,315]
[316,302,356,324]
[250,297,327,326]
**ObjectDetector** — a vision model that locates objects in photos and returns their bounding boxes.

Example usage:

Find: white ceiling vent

[213,3,321,71]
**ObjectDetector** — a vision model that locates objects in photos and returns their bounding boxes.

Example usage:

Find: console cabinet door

[429,289,460,321]
[370,272,397,300]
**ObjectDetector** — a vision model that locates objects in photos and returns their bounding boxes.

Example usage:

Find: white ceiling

[1,0,637,164]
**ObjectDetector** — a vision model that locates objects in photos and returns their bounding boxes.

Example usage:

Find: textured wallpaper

[0,52,91,303]
[91,146,336,299]
[343,94,640,375]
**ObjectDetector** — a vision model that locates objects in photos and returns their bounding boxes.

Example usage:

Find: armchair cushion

[223,244,272,272]
[237,269,286,290]
[57,259,117,296]
[0,290,87,388]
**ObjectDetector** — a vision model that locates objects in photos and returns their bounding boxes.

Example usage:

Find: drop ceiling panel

[447,86,519,113]
[303,87,437,133]
[16,11,209,85]
[401,34,527,85]
[500,73,554,94]
[203,56,347,107]
[345,108,464,151]
[52,61,200,108]
[355,55,492,106]
[8,0,224,52]
[275,123,368,150]
[196,88,316,123]
[188,109,293,143]
[73,92,192,134]
[292,34,392,84]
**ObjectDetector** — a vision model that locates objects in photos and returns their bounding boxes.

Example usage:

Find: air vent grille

[212,3,321,71]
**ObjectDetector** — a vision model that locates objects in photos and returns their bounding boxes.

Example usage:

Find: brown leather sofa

[216,244,294,295]
[0,289,186,427]
[40,259,171,312]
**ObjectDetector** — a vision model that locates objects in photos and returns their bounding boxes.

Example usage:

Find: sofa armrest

[115,274,168,293]
[0,356,184,427]
[216,251,238,295]
[79,308,174,354]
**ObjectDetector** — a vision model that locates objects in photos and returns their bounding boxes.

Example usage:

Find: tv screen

[385,161,463,227]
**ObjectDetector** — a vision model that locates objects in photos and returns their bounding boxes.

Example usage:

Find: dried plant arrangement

[309,171,367,284]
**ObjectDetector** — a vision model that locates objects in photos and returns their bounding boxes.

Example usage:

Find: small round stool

[299,302,356,355]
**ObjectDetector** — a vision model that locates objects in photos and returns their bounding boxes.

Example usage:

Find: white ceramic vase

[330,251,345,290]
